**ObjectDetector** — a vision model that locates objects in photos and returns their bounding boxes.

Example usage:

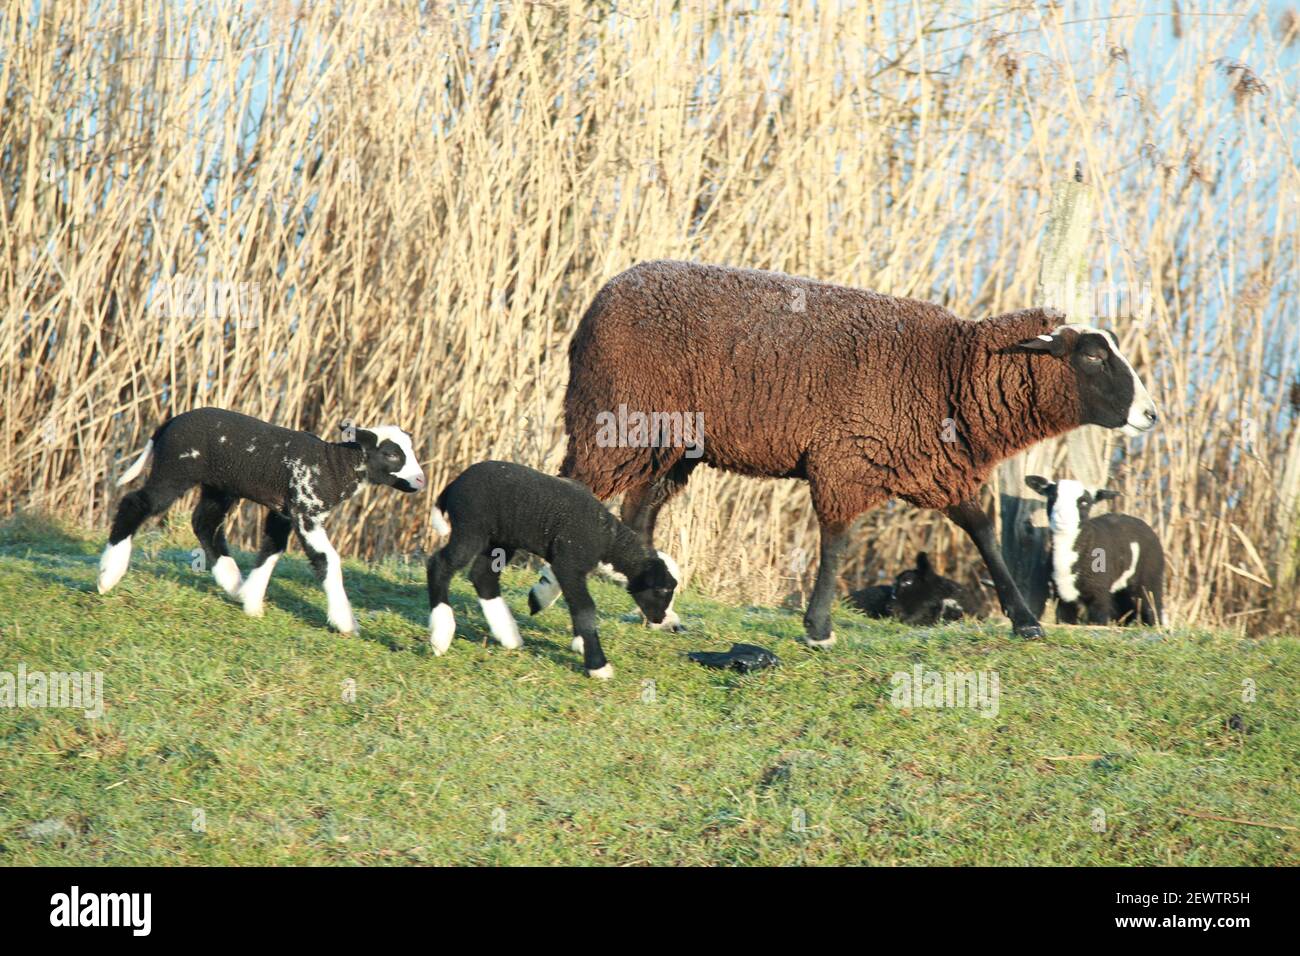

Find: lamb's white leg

[239,553,281,617]
[211,555,243,597]
[97,537,133,594]
[528,564,562,614]
[479,597,524,649]
[429,603,456,655]
[299,523,356,634]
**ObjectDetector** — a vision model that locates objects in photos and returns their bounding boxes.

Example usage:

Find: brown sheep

[532,260,1158,644]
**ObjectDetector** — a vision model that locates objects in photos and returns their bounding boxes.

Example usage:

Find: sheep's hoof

[586,663,614,680]
[243,603,265,618]
[804,631,837,649]
[1014,622,1044,639]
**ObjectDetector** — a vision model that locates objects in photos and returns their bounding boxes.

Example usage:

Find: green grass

[1,512,1297,865]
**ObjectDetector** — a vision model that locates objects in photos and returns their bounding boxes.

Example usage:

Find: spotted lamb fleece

[99,407,424,633]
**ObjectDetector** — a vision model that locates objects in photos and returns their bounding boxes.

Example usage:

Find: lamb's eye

[1082,351,1105,364]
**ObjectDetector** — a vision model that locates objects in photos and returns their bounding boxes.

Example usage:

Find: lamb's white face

[1048,479,1089,535]
[359,425,425,492]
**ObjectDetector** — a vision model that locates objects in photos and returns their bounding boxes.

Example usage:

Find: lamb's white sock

[97,538,132,594]
[212,555,243,596]
[480,597,523,649]
[429,603,456,655]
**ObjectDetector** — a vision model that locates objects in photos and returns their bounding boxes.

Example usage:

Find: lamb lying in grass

[848,552,990,625]
[99,407,424,633]
[426,460,678,679]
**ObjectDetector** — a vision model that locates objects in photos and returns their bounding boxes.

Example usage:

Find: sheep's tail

[428,483,454,536]
[116,440,154,486]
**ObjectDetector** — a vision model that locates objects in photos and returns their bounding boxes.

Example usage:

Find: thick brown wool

[562,260,1082,524]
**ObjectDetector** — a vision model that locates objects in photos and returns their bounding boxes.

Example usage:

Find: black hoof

[527,592,542,616]
[1014,622,1044,639]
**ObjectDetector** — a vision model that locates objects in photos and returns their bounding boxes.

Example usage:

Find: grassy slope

[0,514,1296,866]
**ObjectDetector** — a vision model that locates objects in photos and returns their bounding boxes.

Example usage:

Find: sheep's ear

[1094,489,1121,502]
[1025,475,1054,496]
[1013,332,1072,357]
[915,552,934,575]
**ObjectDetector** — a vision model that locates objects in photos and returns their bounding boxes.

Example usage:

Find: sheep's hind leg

[944,498,1043,639]
[470,549,523,649]
[192,485,243,597]
[239,511,292,617]
[294,516,356,635]
[425,533,483,655]
[803,519,851,648]
[98,481,189,594]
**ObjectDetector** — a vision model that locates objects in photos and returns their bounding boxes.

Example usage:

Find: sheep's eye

[1081,351,1105,364]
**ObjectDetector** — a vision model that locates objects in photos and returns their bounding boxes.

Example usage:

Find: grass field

[1,513,1297,866]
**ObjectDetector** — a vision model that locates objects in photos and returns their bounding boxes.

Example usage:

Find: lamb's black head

[1013,325,1158,437]
[626,553,678,626]
[892,552,968,625]
[1026,476,1119,531]
[343,423,426,493]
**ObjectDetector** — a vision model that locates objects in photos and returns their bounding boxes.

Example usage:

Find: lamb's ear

[350,427,378,449]
[1025,475,1054,496]
[1094,489,1121,502]
[915,552,934,576]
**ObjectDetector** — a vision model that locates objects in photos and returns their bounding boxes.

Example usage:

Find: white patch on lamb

[97,538,132,593]
[1110,541,1141,593]
[211,555,243,596]
[429,602,456,655]
[479,597,523,649]
[643,550,683,631]
[179,449,200,459]
[286,457,326,513]
[1048,479,1088,603]
[529,564,562,612]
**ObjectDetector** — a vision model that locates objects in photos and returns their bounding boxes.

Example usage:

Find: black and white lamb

[99,407,425,633]
[1025,476,1164,626]
[532,260,1159,646]
[848,552,991,625]
[426,460,678,679]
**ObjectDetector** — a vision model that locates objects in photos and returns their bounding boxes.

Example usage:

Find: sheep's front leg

[239,511,292,617]
[945,499,1043,639]
[555,567,611,679]
[294,516,356,634]
[803,520,850,648]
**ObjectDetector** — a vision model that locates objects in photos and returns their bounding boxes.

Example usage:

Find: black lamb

[426,460,678,678]
[99,407,425,633]
[848,552,990,625]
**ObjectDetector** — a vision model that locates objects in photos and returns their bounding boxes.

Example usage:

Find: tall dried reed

[2,0,1297,632]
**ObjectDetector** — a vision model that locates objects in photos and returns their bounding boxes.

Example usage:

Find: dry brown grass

[2,0,1297,632]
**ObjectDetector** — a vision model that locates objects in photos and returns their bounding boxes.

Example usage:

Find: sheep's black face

[626,557,677,625]
[1015,326,1158,437]
[349,425,426,493]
